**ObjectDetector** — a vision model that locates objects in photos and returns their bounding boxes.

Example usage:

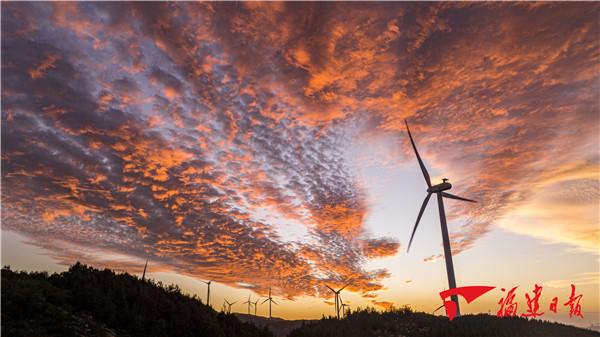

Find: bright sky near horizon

[2,2,599,328]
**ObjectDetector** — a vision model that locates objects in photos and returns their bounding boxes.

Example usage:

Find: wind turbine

[340,303,351,318]
[261,288,277,319]
[325,282,351,319]
[141,257,148,281]
[252,298,260,316]
[223,299,237,314]
[243,294,252,315]
[404,119,477,318]
[202,280,212,308]
[339,294,350,318]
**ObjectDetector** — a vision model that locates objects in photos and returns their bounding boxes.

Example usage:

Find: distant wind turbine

[261,288,277,319]
[243,294,252,315]
[252,298,260,316]
[202,280,212,308]
[404,119,477,318]
[325,282,351,319]
[339,294,350,318]
[141,257,148,281]
[340,303,350,318]
[223,299,237,314]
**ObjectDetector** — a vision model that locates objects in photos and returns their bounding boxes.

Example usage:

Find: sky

[1,2,599,328]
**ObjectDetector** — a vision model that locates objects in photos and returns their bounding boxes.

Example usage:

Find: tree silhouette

[288,307,599,337]
[2,264,273,337]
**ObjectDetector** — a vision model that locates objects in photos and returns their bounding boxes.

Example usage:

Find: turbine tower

[141,257,148,281]
[202,280,212,308]
[243,294,252,315]
[325,282,351,319]
[404,119,477,318]
[261,288,277,319]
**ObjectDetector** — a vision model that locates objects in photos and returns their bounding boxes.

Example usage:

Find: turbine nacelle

[427,182,452,193]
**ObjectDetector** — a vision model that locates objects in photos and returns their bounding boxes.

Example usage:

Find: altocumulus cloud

[2,2,598,298]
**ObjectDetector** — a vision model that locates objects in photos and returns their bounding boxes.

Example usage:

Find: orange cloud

[372,300,395,310]
[2,2,598,303]
[360,238,400,259]
[28,54,59,79]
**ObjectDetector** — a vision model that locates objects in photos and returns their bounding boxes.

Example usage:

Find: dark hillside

[3,264,597,337]
[288,307,599,337]
[236,313,318,337]
[1,264,272,337]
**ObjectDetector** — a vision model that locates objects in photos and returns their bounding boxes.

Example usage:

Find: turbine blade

[339,282,351,292]
[405,120,432,187]
[442,192,476,203]
[272,299,278,305]
[433,303,445,314]
[407,192,432,252]
[325,285,336,293]
[261,298,269,304]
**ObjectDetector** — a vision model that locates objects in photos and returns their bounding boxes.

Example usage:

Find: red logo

[439,284,584,321]
[439,286,495,321]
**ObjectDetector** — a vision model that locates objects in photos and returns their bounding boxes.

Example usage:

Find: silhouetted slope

[288,307,599,337]
[1,264,273,337]
[236,313,318,337]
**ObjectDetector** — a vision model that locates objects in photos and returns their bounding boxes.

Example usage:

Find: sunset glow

[2,2,598,328]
